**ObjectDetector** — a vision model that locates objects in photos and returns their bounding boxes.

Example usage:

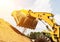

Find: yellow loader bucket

[12,10,38,29]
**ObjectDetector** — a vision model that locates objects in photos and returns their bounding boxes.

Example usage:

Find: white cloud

[54,14,60,25]
[31,0,52,12]
[14,0,52,12]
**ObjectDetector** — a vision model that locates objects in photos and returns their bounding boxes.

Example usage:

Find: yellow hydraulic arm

[28,10,60,42]
[25,10,60,42]
[12,9,60,42]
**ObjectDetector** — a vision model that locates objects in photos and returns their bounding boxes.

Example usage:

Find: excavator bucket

[12,10,38,29]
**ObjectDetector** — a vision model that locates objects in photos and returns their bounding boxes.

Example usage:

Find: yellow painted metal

[12,9,60,42]
[12,10,38,29]
[0,18,31,42]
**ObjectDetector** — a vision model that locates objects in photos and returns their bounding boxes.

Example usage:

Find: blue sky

[51,0,60,15]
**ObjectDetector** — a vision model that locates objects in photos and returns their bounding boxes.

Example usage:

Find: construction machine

[12,9,60,42]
